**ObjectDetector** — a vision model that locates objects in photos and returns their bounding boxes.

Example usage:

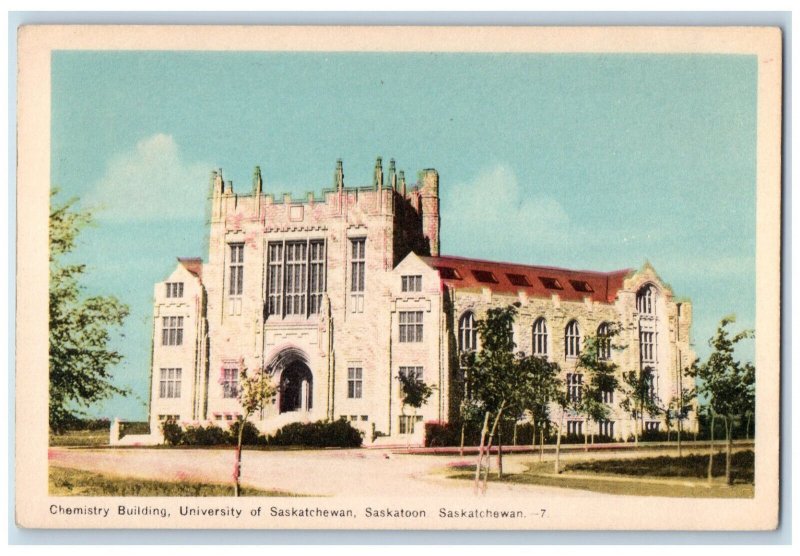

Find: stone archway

[279,360,313,413]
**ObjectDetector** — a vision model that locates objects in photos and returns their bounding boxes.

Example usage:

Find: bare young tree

[233,362,277,496]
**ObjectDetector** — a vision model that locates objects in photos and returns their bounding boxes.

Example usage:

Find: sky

[51,51,757,421]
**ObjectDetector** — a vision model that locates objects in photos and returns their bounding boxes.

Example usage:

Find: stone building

[147,158,696,444]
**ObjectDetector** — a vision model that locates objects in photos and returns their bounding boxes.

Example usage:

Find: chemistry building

[147,158,696,443]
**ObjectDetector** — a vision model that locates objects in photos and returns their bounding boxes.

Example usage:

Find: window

[602,389,614,404]
[228,243,244,315]
[158,414,180,422]
[266,240,327,318]
[228,244,244,295]
[597,322,612,360]
[644,421,660,432]
[566,420,583,436]
[637,284,656,315]
[350,238,366,312]
[435,266,461,280]
[399,415,424,434]
[161,316,184,346]
[347,367,363,399]
[598,420,614,437]
[401,275,422,292]
[507,273,532,287]
[539,277,563,290]
[565,320,581,358]
[159,368,181,398]
[221,367,239,398]
[643,369,658,402]
[566,373,583,403]
[284,241,307,316]
[398,311,423,342]
[399,366,424,382]
[569,280,594,293]
[532,318,548,358]
[640,331,656,364]
[308,240,326,314]
[166,282,184,298]
[458,312,477,352]
[471,270,498,283]
[267,242,283,316]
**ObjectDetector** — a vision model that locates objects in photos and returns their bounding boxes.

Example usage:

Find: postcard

[15,25,782,530]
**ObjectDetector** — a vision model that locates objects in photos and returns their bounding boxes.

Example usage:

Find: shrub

[161,419,182,446]
[267,418,362,448]
[181,424,229,446]
[228,420,266,446]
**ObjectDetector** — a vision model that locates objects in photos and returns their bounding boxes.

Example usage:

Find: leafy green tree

[516,355,562,461]
[233,363,277,496]
[396,370,434,442]
[619,365,662,448]
[49,191,129,433]
[689,317,754,485]
[572,324,622,447]
[666,385,695,457]
[462,304,521,491]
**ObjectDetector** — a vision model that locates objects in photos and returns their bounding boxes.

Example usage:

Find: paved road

[50,443,741,499]
[49,446,597,499]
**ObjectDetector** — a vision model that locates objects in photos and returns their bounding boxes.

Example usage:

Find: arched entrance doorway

[279,361,313,413]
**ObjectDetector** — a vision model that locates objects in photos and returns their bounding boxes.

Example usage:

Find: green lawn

[566,450,754,483]
[49,466,303,497]
[450,451,755,498]
[49,430,109,447]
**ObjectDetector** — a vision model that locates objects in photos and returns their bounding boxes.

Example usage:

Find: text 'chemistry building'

[144,158,697,444]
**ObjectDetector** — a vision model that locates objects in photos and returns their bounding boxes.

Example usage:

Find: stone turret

[253,166,263,195]
[419,169,440,256]
[334,159,344,191]
[374,156,384,190]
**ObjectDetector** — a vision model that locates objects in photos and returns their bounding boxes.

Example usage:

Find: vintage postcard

[15,25,782,530]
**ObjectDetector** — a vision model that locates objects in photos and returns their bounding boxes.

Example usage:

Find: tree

[49,191,130,433]
[689,317,754,486]
[396,369,434,443]
[667,384,695,457]
[516,355,562,461]
[572,324,622,448]
[619,365,662,448]
[233,363,277,496]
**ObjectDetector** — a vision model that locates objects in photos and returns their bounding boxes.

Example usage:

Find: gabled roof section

[178,257,203,282]
[419,254,630,304]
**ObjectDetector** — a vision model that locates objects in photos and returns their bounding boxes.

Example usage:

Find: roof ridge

[424,254,631,277]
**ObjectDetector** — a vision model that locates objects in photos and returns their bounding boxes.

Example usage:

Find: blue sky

[51,51,757,420]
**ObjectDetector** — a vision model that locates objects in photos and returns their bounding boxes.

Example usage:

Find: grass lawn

[450,450,754,498]
[49,466,303,497]
[566,450,754,484]
[49,430,109,447]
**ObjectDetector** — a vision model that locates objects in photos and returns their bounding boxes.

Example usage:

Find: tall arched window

[532,318,548,358]
[458,312,477,352]
[597,322,612,360]
[565,320,581,358]
[636,284,657,315]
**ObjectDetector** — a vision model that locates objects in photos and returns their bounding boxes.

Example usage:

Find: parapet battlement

[209,157,439,206]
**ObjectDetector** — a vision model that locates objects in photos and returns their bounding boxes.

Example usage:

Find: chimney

[399,170,406,196]
[225,180,233,195]
[213,168,225,196]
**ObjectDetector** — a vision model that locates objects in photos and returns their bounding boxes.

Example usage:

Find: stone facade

[146,158,697,444]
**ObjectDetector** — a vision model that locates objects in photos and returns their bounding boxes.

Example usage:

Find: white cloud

[443,164,571,255]
[85,134,213,222]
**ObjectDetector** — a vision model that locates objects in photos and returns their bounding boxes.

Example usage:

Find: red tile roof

[420,255,630,304]
[178,257,203,282]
